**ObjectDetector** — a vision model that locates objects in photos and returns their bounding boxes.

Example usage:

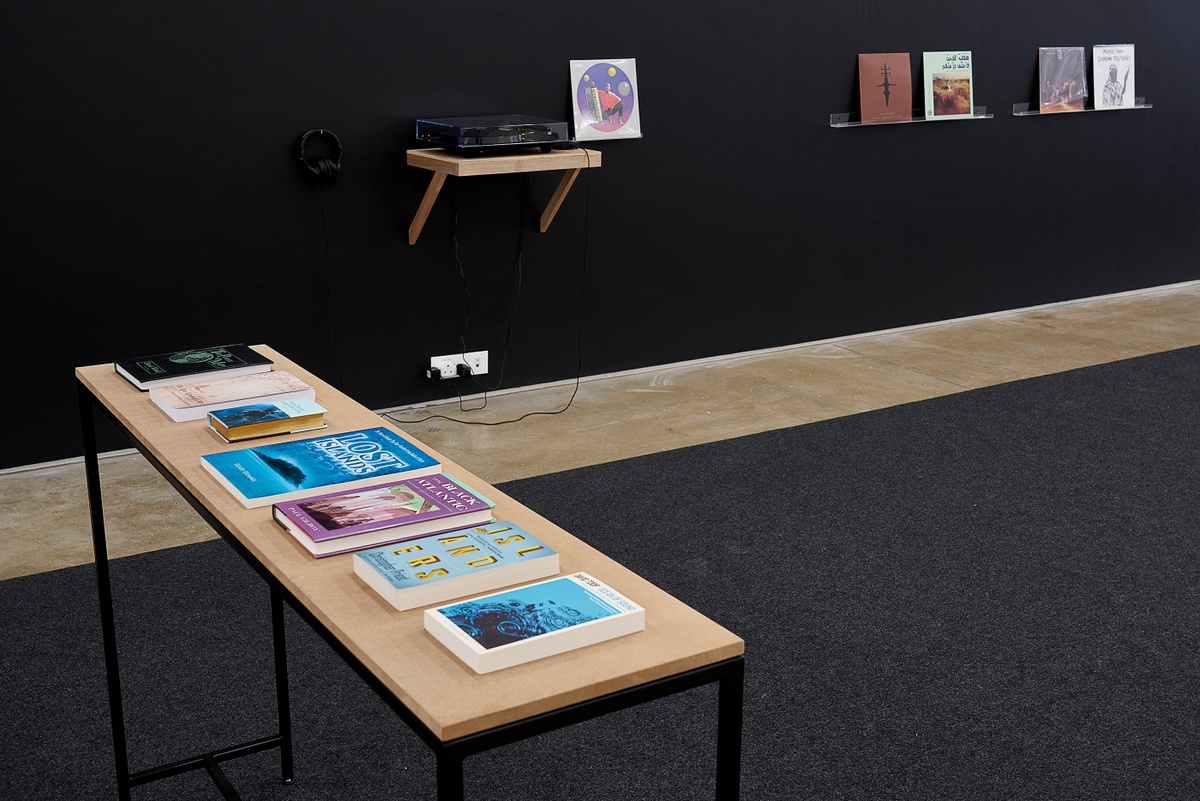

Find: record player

[415,114,573,154]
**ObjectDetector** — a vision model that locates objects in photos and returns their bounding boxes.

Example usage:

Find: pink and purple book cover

[272,473,493,543]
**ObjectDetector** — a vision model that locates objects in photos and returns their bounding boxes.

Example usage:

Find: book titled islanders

[922,50,974,120]
[424,571,644,674]
[858,53,912,124]
[201,427,441,508]
[354,521,559,611]
[273,473,496,557]
[1039,46,1089,113]
[1094,44,1135,110]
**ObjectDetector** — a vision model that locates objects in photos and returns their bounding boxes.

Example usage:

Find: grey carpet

[4,346,1199,799]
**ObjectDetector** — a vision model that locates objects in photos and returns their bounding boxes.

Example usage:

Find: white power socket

[429,350,488,379]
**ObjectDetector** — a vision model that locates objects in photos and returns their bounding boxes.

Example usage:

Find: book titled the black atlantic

[115,344,273,390]
[273,473,496,557]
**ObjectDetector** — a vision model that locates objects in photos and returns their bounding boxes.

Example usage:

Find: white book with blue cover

[424,572,645,674]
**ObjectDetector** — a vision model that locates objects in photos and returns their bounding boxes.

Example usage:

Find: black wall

[6,1,1197,469]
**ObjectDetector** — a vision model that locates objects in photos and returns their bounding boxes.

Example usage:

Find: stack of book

[208,398,327,442]
[119,344,327,439]
[195,415,644,672]
[117,344,643,674]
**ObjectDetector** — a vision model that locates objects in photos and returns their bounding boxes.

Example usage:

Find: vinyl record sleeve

[570,58,642,141]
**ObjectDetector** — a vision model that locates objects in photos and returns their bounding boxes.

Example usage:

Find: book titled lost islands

[115,344,272,390]
[273,473,495,557]
[424,572,644,674]
[354,521,559,611]
[201,427,441,508]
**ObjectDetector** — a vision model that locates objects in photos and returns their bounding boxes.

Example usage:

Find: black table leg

[79,383,134,801]
[78,379,298,799]
[271,584,295,784]
[437,749,465,801]
[715,657,745,800]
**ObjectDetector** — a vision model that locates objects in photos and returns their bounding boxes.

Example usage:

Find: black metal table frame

[79,379,745,801]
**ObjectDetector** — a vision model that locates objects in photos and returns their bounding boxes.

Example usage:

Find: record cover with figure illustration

[569,58,642,140]
[1094,44,1135,110]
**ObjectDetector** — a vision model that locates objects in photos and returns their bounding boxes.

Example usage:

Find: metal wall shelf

[831,106,993,128]
[1013,98,1152,116]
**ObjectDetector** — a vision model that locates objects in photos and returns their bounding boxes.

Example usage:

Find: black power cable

[386,150,590,427]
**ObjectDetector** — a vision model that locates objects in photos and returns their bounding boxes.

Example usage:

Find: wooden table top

[77,345,743,741]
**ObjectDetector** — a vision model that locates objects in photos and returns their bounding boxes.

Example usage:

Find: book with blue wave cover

[201,426,440,508]
[424,571,644,673]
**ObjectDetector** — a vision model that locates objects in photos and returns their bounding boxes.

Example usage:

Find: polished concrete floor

[3,281,1197,581]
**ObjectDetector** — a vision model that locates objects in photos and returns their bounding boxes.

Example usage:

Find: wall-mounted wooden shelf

[406,147,602,244]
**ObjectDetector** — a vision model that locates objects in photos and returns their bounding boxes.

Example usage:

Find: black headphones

[298,129,342,186]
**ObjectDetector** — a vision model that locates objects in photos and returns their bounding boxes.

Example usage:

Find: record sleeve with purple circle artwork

[569,58,642,140]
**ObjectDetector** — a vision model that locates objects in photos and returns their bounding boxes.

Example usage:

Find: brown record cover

[1039,46,1089,113]
[858,53,912,124]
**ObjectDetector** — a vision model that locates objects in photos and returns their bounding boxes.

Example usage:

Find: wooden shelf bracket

[406,148,601,245]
